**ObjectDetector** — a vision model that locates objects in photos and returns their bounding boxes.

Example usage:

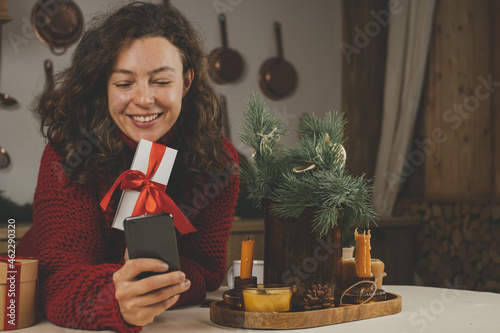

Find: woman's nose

[133,83,154,107]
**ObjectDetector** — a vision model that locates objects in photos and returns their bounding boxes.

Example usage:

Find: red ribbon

[0,255,35,330]
[100,142,197,234]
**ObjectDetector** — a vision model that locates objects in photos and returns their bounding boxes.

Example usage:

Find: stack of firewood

[395,200,500,293]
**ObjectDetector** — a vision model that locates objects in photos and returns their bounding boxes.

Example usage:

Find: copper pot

[207,14,244,84]
[31,0,84,55]
[258,22,298,100]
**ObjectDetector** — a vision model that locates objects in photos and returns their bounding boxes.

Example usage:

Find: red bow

[100,142,196,234]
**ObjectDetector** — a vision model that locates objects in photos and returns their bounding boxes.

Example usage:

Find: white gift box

[112,139,177,230]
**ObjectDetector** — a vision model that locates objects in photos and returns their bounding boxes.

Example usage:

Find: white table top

[22,285,500,332]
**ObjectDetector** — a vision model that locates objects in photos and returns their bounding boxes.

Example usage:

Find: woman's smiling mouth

[129,113,162,123]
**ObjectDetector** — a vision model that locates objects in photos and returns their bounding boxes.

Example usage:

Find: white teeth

[131,114,159,123]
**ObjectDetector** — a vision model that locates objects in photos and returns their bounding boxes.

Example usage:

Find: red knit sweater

[20,131,239,332]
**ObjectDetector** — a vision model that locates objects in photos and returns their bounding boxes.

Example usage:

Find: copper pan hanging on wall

[207,13,244,84]
[258,22,298,100]
[31,0,84,55]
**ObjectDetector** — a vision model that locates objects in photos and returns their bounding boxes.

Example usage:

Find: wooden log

[470,261,481,279]
[428,252,440,272]
[489,247,500,265]
[444,222,452,238]
[452,228,463,250]
[463,228,479,243]
[492,225,500,243]
[461,204,472,216]
[450,258,463,274]
[434,218,446,240]
[479,220,490,239]
[422,203,432,220]
[465,277,476,290]
[439,239,450,256]
[454,204,462,219]
[457,243,467,261]
[470,204,482,216]
[437,264,453,281]
[466,245,480,262]
[479,206,491,220]
[421,238,431,255]
[469,219,480,229]
[482,229,492,243]
[462,214,471,228]
[491,206,500,221]
[482,249,490,267]
[443,204,454,221]
[432,204,443,217]
[490,263,500,277]
[484,280,500,292]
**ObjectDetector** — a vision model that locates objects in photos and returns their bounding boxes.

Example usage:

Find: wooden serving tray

[210,292,402,329]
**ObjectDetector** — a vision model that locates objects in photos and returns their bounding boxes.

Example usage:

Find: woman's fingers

[113,258,190,326]
[116,258,169,281]
[137,278,191,307]
[114,261,187,302]
[128,294,181,327]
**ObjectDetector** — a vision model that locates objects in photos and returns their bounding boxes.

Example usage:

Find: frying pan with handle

[44,59,54,91]
[258,22,298,100]
[31,0,84,56]
[0,146,10,169]
[208,14,244,84]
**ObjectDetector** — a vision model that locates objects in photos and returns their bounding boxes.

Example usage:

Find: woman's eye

[115,82,132,88]
[155,81,171,86]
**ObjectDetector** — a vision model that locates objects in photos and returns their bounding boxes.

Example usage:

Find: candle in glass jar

[355,229,372,277]
[240,239,255,279]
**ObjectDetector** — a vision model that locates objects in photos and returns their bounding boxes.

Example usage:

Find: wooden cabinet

[226,217,419,286]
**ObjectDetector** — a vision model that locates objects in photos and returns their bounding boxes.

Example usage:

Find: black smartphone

[124,213,181,279]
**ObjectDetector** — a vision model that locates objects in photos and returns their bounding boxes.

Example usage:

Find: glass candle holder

[222,276,257,310]
[242,284,293,312]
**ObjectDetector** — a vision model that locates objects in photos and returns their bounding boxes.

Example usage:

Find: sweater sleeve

[33,144,140,333]
[174,138,240,305]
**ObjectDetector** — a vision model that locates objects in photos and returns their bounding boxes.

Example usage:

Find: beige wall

[0,0,341,205]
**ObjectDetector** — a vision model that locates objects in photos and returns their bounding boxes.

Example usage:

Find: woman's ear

[182,68,194,97]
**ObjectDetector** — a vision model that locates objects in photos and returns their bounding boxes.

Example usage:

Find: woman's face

[107,37,194,142]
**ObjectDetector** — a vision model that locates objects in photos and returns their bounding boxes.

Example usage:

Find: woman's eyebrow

[111,69,134,75]
[149,66,176,75]
[110,67,176,76]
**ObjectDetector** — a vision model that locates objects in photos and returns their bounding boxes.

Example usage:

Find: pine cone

[303,284,335,310]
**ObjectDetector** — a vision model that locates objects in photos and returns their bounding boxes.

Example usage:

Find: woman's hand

[113,257,191,326]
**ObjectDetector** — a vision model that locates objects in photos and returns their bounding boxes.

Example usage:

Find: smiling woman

[107,37,194,143]
[18,2,239,332]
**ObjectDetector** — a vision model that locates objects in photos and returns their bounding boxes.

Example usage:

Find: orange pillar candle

[240,239,255,279]
[354,229,372,277]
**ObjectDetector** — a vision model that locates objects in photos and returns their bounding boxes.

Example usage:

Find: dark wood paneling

[341,0,387,178]
[425,0,493,198]
[494,0,500,197]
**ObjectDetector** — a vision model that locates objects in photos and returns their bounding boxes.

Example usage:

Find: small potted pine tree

[239,93,377,310]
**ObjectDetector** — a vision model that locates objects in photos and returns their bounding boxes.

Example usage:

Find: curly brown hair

[35,2,230,198]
